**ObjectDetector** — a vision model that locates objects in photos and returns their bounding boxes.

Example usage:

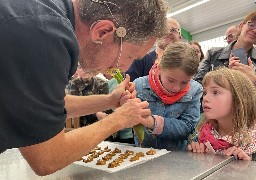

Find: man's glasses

[247,22,256,30]
[224,34,236,41]
[169,27,180,34]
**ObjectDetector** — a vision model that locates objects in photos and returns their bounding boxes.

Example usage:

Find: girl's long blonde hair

[197,68,256,145]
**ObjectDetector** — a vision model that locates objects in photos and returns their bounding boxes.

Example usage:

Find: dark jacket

[194,41,256,84]
[126,50,157,81]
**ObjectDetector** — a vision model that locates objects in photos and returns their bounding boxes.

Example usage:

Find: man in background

[126,18,181,81]
[224,24,239,44]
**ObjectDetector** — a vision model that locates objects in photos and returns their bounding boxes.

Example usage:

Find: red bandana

[199,123,232,150]
[148,64,190,104]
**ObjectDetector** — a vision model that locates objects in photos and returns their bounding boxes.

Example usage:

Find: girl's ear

[89,20,116,42]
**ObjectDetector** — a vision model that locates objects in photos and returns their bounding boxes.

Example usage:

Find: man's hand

[119,90,132,106]
[110,74,136,108]
[113,98,151,128]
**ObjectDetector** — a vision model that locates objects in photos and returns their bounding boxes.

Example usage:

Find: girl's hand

[224,146,251,161]
[187,141,205,153]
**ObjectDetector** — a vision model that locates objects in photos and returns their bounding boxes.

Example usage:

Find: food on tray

[83,157,93,163]
[125,150,134,155]
[89,150,96,154]
[108,161,119,168]
[146,148,156,155]
[108,152,116,156]
[113,147,122,153]
[102,154,112,161]
[113,158,124,164]
[119,153,129,159]
[96,159,106,165]
[80,143,159,169]
[91,153,99,158]
[135,152,145,157]
[98,150,105,155]
[104,146,111,152]
[129,155,139,162]
[94,146,101,150]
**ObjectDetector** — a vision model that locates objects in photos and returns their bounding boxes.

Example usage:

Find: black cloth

[0,0,79,152]
[126,50,157,81]
[194,41,256,84]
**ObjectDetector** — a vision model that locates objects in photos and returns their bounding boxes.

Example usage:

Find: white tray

[74,141,170,173]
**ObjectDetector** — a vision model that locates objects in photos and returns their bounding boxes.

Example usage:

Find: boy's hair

[160,42,200,76]
[77,0,169,44]
[197,68,256,145]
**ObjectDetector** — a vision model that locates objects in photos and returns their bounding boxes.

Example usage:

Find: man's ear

[238,21,244,31]
[89,20,116,42]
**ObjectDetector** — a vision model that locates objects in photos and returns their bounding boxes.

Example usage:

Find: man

[0,0,168,175]
[224,25,239,44]
[194,11,256,84]
[126,18,181,81]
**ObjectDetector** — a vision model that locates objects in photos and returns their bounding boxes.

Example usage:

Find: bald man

[225,25,239,44]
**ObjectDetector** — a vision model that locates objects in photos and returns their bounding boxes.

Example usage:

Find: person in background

[188,68,256,161]
[0,0,169,175]
[188,41,204,62]
[126,18,181,81]
[224,25,240,44]
[194,11,256,84]
[66,64,110,126]
[129,42,203,150]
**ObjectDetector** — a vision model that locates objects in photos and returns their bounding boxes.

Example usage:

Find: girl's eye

[213,90,219,95]
[203,91,207,96]
[168,79,175,83]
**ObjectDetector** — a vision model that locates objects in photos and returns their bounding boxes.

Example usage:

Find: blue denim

[134,76,203,150]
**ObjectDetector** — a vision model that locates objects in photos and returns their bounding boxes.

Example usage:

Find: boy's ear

[89,20,115,42]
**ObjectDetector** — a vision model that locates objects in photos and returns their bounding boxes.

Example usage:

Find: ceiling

[166,0,255,39]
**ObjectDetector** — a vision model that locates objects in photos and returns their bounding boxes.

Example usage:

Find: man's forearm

[65,94,116,118]
[19,113,124,176]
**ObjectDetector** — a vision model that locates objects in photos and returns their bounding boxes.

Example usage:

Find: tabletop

[205,160,256,180]
[0,147,233,180]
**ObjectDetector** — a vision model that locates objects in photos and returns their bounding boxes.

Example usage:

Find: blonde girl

[188,68,256,160]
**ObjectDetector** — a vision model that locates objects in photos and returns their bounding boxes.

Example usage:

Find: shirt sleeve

[0,15,78,150]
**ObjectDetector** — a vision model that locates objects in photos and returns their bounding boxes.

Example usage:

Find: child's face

[159,68,192,95]
[202,79,233,123]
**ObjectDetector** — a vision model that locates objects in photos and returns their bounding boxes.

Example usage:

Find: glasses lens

[248,22,256,29]
[170,28,179,34]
